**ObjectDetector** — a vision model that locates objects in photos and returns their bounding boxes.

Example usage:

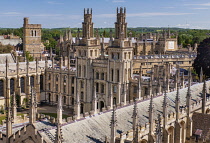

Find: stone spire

[133,123,140,143]
[148,67,154,96]
[132,98,138,140]
[6,104,12,143]
[68,29,72,41]
[149,95,154,136]
[162,81,168,128]
[59,34,63,43]
[200,67,203,83]
[12,93,17,122]
[175,79,180,121]
[186,69,192,116]
[55,94,63,143]
[110,106,117,143]
[202,79,207,114]
[29,86,36,124]
[155,114,162,143]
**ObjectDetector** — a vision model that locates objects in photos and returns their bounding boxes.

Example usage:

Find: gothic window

[128,52,131,59]
[95,50,97,56]
[112,53,114,59]
[113,85,117,93]
[113,97,117,105]
[10,78,14,94]
[133,86,137,93]
[21,77,25,93]
[81,92,84,100]
[96,72,99,79]
[0,80,4,97]
[111,69,114,81]
[78,65,81,77]
[30,76,34,87]
[35,30,37,37]
[101,73,104,80]
[72,77,74,84]
[90,50,93,56]
[40,75,43,91]
[64,75,67,83]
[31,30,33,36]
[96,83,99,92]
[48,83,50,90]
[48,74,51,80]
[83,65,86,77]
[64,96,66,104]
[56,95,58,101]
[71,87,74,94]
[124,52,127,59]
[117,69,120,82]
[56,74,59,82]
[101,84,104,93]
[117,53,120,59]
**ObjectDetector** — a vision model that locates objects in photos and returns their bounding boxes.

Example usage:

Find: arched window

[101,73,104,80]
[56,74,59,82]
[21,77,25,93]
[0,80,4,97]
[101,84,104,93]
[96,83,99,92]
[117,69,120,82]
[64,75,67,83]
[31,30,33,36]
[113,97,117,105]
[96,72,99,79]
[40,75,43,91]
[34,30,37,37]
[10,78,15,94]
[83,65,86,77]
[30,76,34,87]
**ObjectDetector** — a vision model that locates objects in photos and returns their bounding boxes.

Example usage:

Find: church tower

[115,7,127,39]
[23,17,42,58]
[82,8,94,39]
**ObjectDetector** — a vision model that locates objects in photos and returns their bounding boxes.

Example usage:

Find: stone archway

[168,126,174,143]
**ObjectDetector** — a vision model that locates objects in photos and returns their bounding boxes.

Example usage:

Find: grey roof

[0,54,15,64]
[39,81,209,143]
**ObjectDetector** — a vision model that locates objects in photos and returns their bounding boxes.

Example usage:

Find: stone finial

[55,122,63,143]
[155,114,162,143]
[29,86,37,124]
[175,80,180,121]
[202,79,207,114]
[12,93,17,122]
[110,106,117,143]
[132,98,138,131]
[100,35,105,59]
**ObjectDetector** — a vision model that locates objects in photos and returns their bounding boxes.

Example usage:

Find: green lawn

[0,113,24,125]
[40,113,69,119]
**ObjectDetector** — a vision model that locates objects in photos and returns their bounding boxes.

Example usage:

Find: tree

[193,37,210,78]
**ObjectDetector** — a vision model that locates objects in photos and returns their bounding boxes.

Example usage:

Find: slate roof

[39,81,209,143]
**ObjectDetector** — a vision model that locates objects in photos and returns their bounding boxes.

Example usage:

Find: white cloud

[112,0,125,3]
[192,8,208,10]
[185,3,210,6]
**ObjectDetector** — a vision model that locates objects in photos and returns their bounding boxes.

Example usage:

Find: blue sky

[1,0,210,29]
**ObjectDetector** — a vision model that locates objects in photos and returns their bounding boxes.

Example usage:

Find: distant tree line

[0,27,210,53]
